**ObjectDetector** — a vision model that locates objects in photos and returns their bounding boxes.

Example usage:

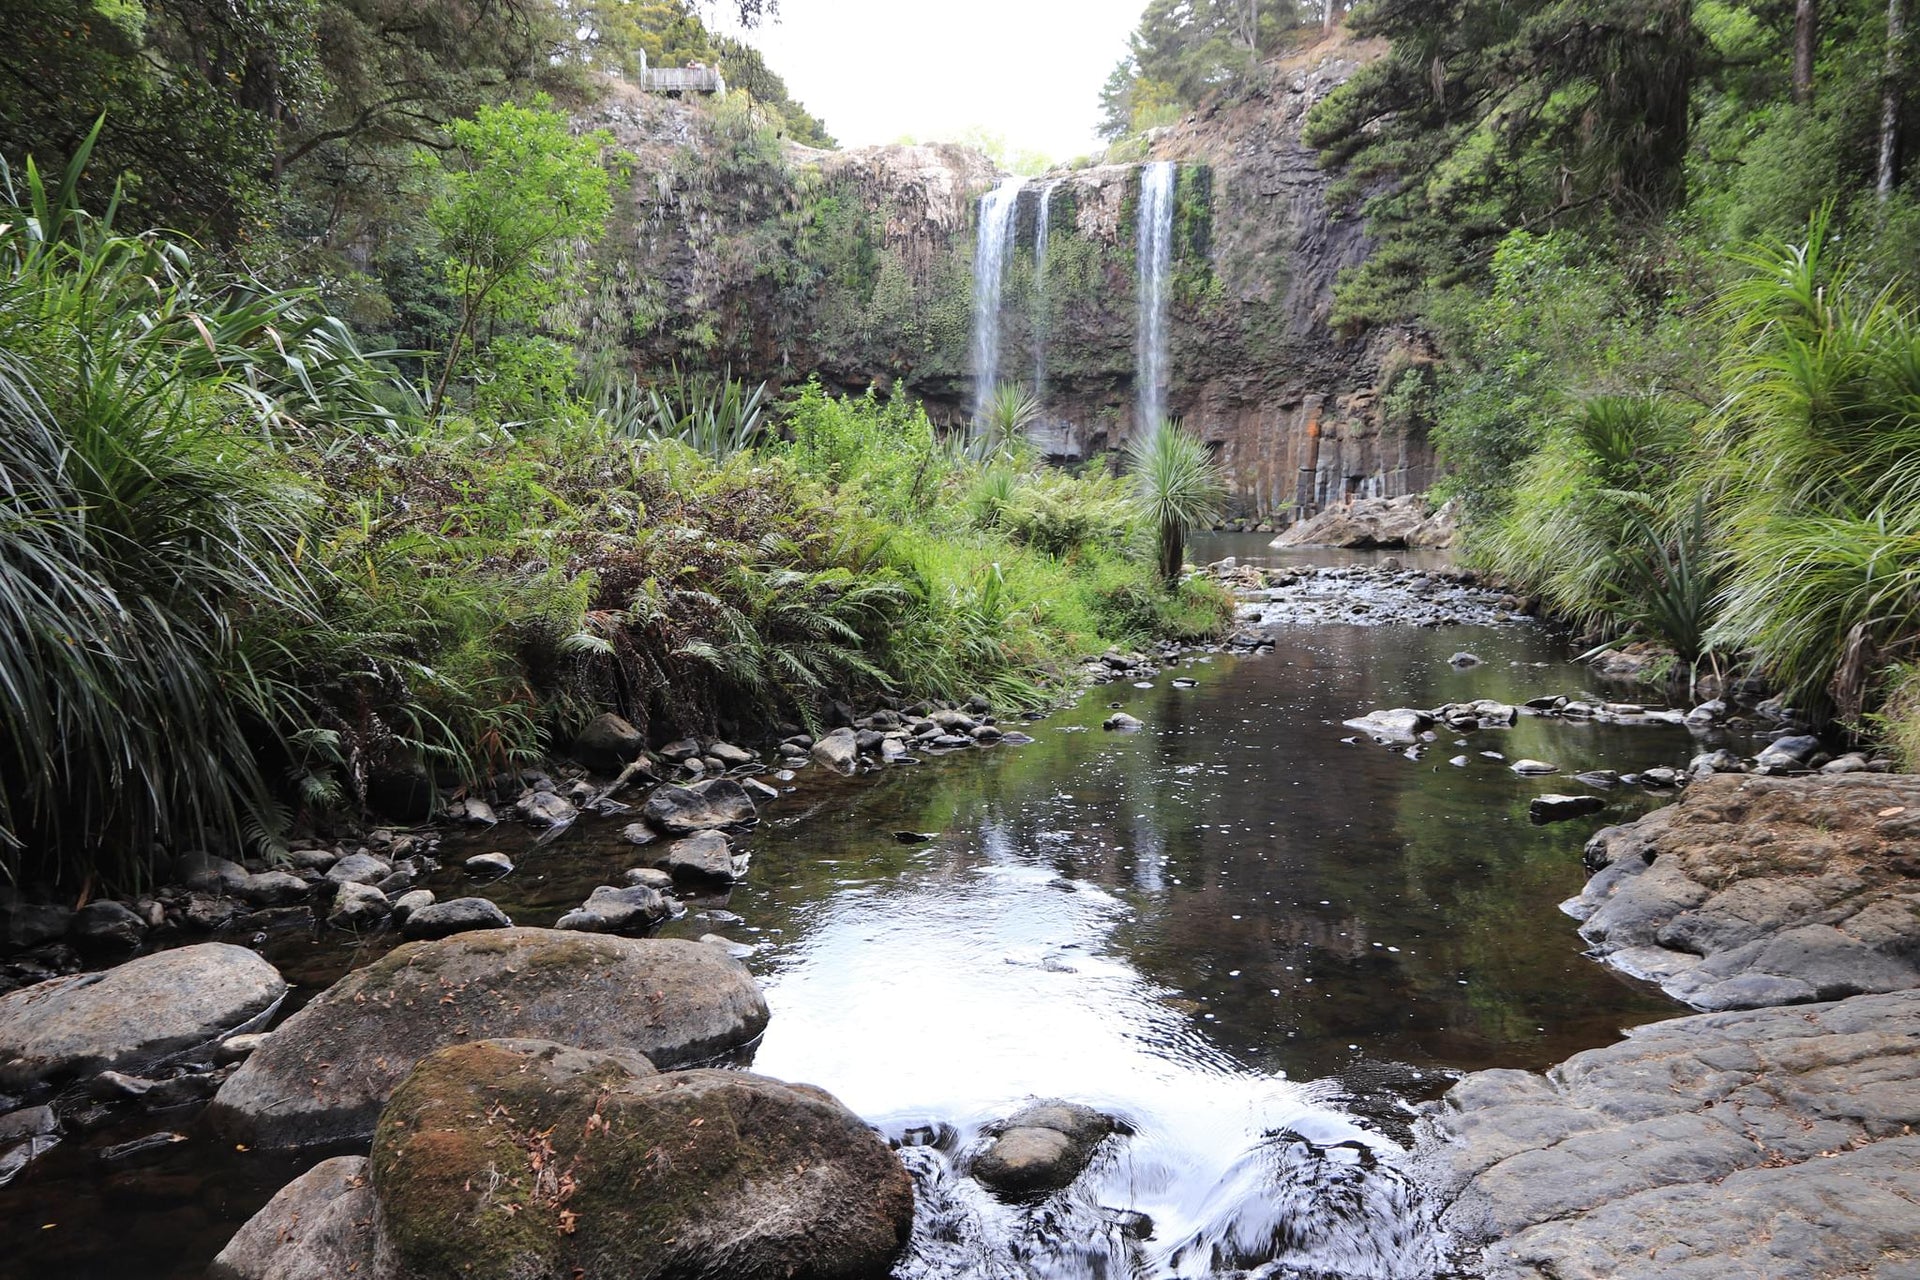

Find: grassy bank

[0,151,1230,890]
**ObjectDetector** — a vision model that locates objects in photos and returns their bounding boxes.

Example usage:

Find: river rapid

[0,542,1696,1279]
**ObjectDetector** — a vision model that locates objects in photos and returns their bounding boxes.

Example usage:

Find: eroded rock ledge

[1418,991,1920,1279]
[1570,773,1920,1010]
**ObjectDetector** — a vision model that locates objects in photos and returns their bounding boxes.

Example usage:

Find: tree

[422,97,614,417]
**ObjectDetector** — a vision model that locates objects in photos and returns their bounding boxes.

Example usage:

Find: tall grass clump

[1128,419,1227,582]
[0,135,339,883]
[1704,215,1920,719]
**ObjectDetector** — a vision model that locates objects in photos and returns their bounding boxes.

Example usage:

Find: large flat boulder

[0,943,285,1091]
[206,929,769,1149]
[1270,495,1439,549]
[370,1039,913,1280]
[1418,990,1920,1278]
[1571,774,1920,1009]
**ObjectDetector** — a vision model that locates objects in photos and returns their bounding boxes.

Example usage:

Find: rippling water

[0,542,1705,1279]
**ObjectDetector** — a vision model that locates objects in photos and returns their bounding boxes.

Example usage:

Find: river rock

[326,881,389,929]
[642,779,757,833]
[1754,734,1822,773]
[370,1040,913,1280]
[210,1154,384,1280]
[325,853,391,886]
[709,740,756,767]
[1509,759,1558,776]
[658,830,741,882]
[401,897,512,941]
[1528,794,1605,824]
[1342,708,1432,745]
[573,712,644,773]
[622,867,675,891]
[516,790,577,827]
[206,929,770,1149]
[811,727,862,775]
[1417,990,1920,1279]
[238,871,311,908]
[972,1100,1116,1196]
[1,899,72,951]
[176,851,252,896]
[1103,712,1144,732]
[1569,774,1920,1009]
[67,900,147,953]
[464,852,513,879]
[555,885,670,935]
[389,889,434,925]
[0,943,284,1091]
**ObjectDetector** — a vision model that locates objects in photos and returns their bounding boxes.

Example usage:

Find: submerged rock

[971,1100,1116,1197]
[0,943,284,1092]
[368,1039,914,1280]
[1342,708,1433,745]
[1102,712,1144,732]
[555,885,670,935]
[1528,794,1606,824]
[206,929,769,1149]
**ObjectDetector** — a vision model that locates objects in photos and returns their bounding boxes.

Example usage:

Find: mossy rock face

[207,929,770,1150]
[373,1039,914,1280]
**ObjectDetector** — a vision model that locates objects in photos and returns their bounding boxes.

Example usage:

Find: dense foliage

[1299,0,1920,748]
[1100,0,1323,140]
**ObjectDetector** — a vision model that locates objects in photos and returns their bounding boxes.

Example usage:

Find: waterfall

[1136,161,1176,430]
[969,176,1026,424]
[1032,179,1060,411]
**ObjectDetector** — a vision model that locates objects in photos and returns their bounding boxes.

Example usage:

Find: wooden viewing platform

[629,51,726,95]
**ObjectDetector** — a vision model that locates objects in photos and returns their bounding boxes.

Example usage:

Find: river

[0,542,1695,1279]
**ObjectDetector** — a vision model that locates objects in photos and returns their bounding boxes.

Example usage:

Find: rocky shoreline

[1417,772,1920,1278]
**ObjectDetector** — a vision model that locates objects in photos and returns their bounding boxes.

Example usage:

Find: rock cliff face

[577,33,1428,516]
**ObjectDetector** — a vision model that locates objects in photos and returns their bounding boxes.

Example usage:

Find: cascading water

[1136,161,1176,430]
[1032,179,1059,412]
[970,176,1027,424]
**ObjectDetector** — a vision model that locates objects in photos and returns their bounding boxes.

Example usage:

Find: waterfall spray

[969,176,1026,424]
[1136,162,1176,430]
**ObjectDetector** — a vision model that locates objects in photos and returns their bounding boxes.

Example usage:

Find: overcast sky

[715,1,1143,162]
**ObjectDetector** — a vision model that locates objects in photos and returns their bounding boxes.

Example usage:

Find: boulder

[1102,712,1144,732]
[238,871,312,908]
[811,727,862,775]
[709,741,757,767]
[401,898,512,941]
[555,885,670,936]
[0,943,284,1091]
[1509,759,1559,776]
[1568,774,1920,1009]
[971,1100,1115,1196]
[0,899,72,951]
[516,790,577,828]
[1270,495,1436,549]
[67,900,146,953]
[642,779,757,833]
[326,882,390,930]
[620,821,660,846]
[371,1040,913,1280]
[209,1155,384,1280]
[325,853,391,886]
[1755,734,1822,772]
[1342,708,1432,745]
[206,929,770,1149]
[464,852,514,879]
[389,889,434,925]
[176,851,252,896]
[660,830,741,882]
[621,867,675,892]
[573,713,645,773]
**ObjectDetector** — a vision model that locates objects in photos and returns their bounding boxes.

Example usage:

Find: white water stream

[1136,161,1177,430]
[970,176,1027,424]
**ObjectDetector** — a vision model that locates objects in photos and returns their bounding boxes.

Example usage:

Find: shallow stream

[0,543,1702,1279]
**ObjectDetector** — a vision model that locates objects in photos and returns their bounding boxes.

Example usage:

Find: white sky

[715,1,1143,163]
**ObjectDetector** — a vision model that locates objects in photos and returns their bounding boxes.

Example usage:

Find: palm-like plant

[598,367,768,461]
[1128,419,1227,583]
[971,381,1040,463]
[0,135,329,880]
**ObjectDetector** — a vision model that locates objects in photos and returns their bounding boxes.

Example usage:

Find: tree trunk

[1159,518,1183,584]
[1881,0,1908,201]
[1324,0,1338,37]
[1792,0,1817,104]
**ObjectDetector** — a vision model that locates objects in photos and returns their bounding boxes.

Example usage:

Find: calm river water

[0,542,1696,1279]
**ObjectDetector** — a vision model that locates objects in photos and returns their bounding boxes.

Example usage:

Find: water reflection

[0,545,1701,1280]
